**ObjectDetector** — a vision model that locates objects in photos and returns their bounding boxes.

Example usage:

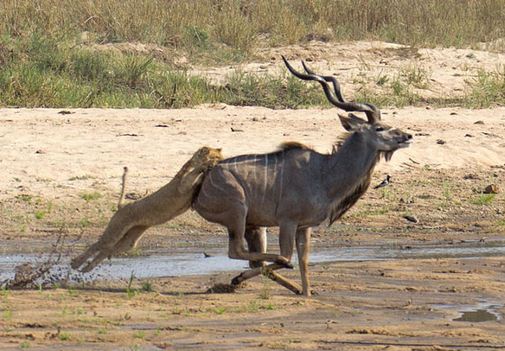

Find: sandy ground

[192,40,505,101]
[1,41,505,350]
[1,258,505,350]
[1,105,504,200]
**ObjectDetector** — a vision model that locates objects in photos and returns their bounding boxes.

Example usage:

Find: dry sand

[1,105,504,201]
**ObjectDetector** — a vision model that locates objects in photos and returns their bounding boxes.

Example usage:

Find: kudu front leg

[296,227,312,297]
[227,216,291,267]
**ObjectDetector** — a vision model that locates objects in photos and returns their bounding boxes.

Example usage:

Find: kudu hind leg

[279,221,297,263]
[245,227,267,268]
[227,213,290,266]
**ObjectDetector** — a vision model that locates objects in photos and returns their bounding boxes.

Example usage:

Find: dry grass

[1,0,505,52]
[1,0,505,108]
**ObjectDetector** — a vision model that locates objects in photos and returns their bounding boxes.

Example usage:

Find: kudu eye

[375,126,384,132]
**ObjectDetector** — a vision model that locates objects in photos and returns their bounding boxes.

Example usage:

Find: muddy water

[1,240,504,282]
[434,300,503,322]
[456,308,500,322]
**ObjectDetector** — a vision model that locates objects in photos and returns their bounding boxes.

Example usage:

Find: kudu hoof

[249,260,265,269]
[284,262,294,269]
[275,259,293,269]
[231,274,246,286]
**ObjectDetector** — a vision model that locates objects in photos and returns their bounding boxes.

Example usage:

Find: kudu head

[282,56,412,161]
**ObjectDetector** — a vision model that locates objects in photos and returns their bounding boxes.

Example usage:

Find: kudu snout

[396,131,413,147]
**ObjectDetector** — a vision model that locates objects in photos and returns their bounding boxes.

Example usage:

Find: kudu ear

[338,113,366,131]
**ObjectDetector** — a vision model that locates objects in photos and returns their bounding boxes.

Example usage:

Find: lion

[71,146,223,273]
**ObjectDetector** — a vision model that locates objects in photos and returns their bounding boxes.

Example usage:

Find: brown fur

[278,141,314,151]
[71,146,223,273]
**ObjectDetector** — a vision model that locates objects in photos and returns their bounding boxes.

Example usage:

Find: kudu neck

[324,132,380,197]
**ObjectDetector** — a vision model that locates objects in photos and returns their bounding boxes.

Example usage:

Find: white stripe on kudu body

[277,151,285,207]
[261,154,269,204]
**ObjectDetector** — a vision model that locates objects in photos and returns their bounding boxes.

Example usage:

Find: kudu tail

[70,146,223,272]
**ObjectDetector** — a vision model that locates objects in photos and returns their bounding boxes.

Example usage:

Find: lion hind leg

[79,226,149,272]
[71,220,135,271]
[80,250,111,273]
[109,225,148,257]
[70,243,101,270]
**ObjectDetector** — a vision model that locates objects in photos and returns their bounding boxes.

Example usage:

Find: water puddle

[434,300,503,322]
[1,241,505,282]
[455,309,499,322]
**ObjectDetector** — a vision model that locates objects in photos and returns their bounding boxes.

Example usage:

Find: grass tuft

[471,194,496,206]
[466,66,505,108]
[80,192,102,202]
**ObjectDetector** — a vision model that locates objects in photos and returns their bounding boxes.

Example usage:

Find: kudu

[195,56,413,296]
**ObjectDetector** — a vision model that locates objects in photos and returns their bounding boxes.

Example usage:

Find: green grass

[80,191,102,202]
[2,309,13,320]
[354,73,423,108]
[8,32,498,109]
[401,65,430,89]
[465,66,505,108]
[126,272,136,299]
[78,218,92,228]
[133,331,145,340]
[58,332,71,341]
[471,194,496,206]
[141,281,153,292]
[15,194,33,202]
[0,34,328,109]
[213,306,226,315]
[34,210,46,220]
